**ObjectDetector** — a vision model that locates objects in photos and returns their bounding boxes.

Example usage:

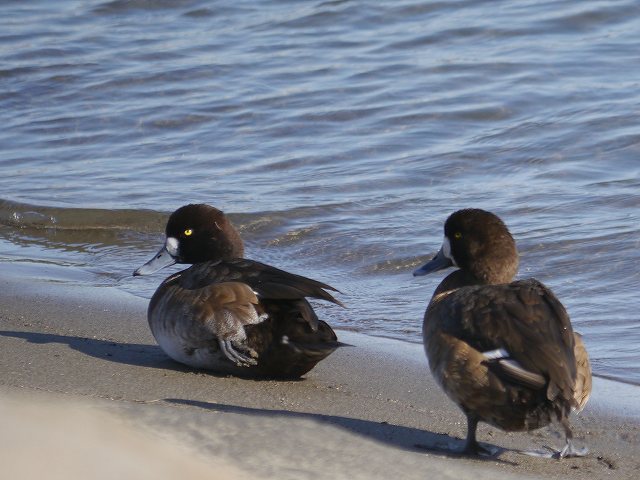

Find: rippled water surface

[1,1,639,384]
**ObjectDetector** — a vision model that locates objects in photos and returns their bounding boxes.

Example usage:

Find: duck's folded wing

[180,258,344,307]
[445,279,577,405]
[190,281,268,334]
[188,281,268,366]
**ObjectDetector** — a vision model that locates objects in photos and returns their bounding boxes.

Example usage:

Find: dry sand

[1,272,638,479]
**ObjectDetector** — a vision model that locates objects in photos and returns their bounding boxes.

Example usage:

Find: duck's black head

[134,204,244,276]
[413,209,518,285]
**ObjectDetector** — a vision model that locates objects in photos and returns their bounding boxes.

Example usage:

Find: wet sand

[0,273,638,479]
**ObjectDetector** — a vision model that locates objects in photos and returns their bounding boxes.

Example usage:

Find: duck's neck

[199,236,244,263]
[432,269,480,298]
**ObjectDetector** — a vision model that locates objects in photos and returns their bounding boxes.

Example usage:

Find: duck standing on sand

[134,204,344,378]
[413,209,591,458]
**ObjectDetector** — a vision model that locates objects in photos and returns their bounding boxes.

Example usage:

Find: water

[1,0,639,385]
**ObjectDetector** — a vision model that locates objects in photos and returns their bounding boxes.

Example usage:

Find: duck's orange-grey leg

[556,417,589,458]
[462,414,495,456]
[516,417,589,459]
[218,339,258,367]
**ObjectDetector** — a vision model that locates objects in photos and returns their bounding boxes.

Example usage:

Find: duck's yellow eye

[184,229,193,237]
[454,232,462,239]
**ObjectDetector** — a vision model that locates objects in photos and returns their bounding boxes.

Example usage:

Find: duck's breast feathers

[431,278,577,402]
[178,258,344,307]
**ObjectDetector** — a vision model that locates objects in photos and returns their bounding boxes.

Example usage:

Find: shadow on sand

[163,398,516,464]
[1,329,192,372]
[0,329,517,462]
[0,329,301,380]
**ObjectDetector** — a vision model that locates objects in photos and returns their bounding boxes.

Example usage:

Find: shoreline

[1,271,639,479]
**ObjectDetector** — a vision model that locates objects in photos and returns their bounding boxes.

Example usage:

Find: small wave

[0,198,167,233]
[92,0,195,15]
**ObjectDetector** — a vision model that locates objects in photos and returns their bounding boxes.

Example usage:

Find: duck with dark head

[413,208,591,458]
[134,204,345,379]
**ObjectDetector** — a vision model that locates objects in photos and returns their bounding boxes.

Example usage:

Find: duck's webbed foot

[218,339,258,367]
[462,437,499,457]
[517,419,589,459]
[517,441,589,459]
[460,414,500,457]
[553,416,588,459]
[556,439,589,459]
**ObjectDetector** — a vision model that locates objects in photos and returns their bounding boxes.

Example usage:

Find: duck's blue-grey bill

[133,244,176,276]
[412,248,453,276]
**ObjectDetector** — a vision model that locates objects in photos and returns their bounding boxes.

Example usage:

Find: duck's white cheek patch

[166,237,179,256]
[442,236,457,266]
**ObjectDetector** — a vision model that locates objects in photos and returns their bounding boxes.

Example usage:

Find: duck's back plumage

[425,278,579,431]
[181,259,343,316]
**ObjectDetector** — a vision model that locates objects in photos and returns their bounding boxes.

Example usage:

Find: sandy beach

[1,270,638,479]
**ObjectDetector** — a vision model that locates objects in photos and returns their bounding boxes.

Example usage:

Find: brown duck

[134,204,344,378]
[413,209,591,457]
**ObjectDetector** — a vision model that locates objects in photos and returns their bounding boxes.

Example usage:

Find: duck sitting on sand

[412,209,591,458]
[134,203,344,378]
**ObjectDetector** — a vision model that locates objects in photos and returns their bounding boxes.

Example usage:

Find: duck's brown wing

[442,279,578,407]
[180,258,343,304]
[177,258,343,332]
[189,281,266,335]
